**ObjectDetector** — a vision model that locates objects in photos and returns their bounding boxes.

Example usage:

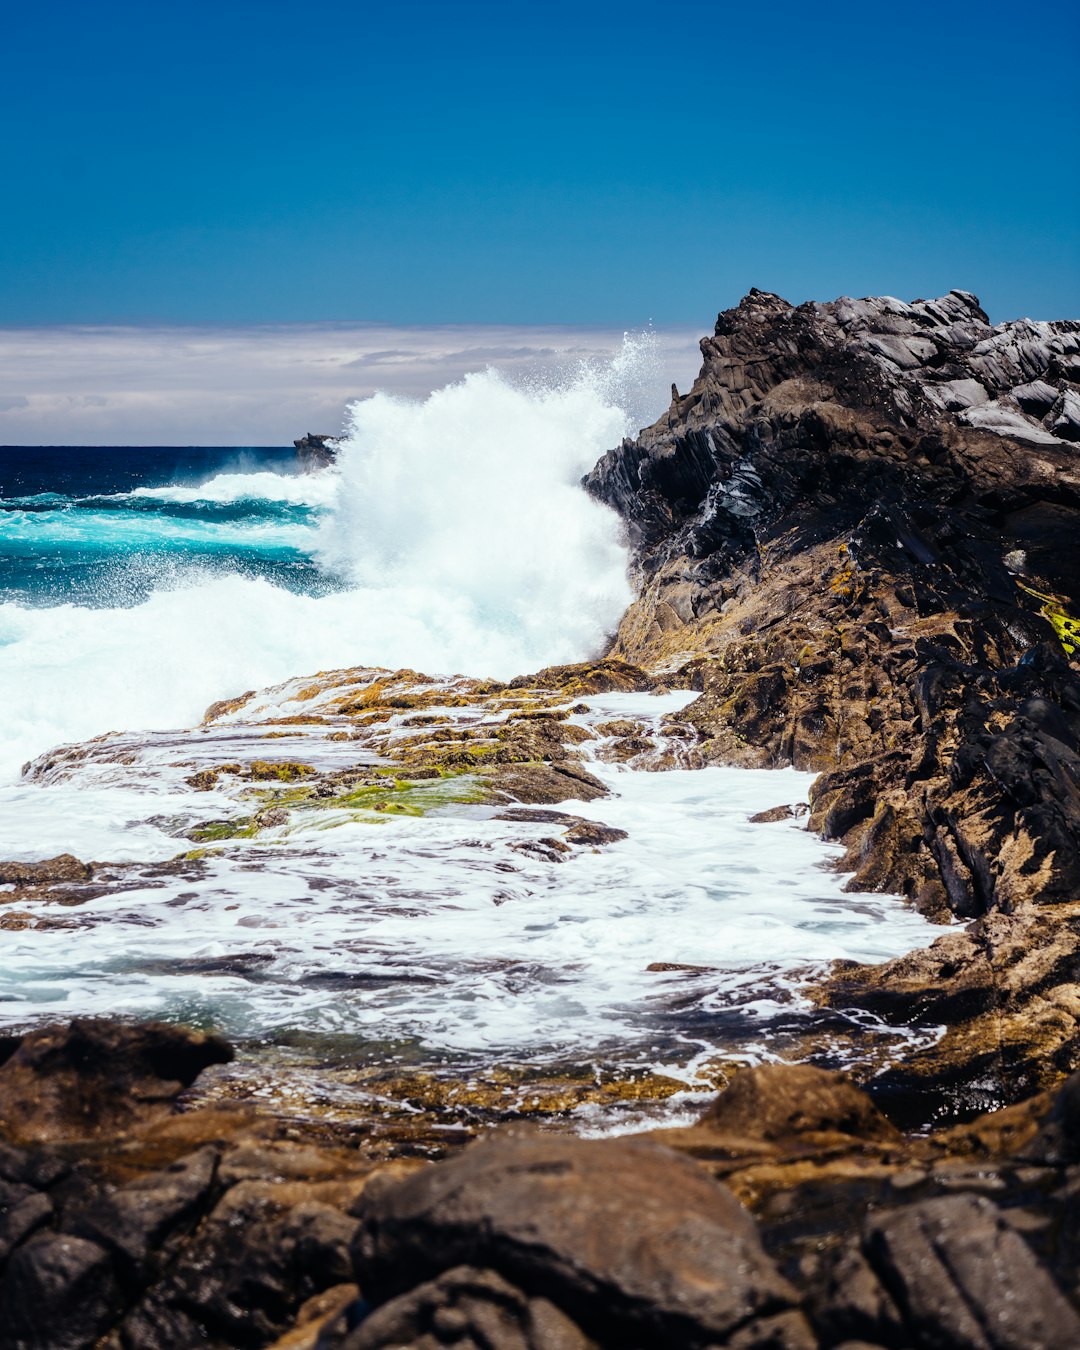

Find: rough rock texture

[0,1019,232,1142]
[2,1026,1079,1349]
[351,1130,812,1349]
[0,1020,395,1350]
[586,289,1080,1104]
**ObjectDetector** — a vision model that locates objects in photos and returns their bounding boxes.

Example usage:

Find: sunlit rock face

[587,289,1080,1104]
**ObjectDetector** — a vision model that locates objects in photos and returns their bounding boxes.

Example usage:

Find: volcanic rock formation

[586,289,1080,1104]
[294,433,340,471]
[3,1023,1079,1350]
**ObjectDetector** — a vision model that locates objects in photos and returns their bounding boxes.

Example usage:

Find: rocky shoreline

[587,289,1080,1114]
[2,290,1079,1347]
[0,1019,1078,1349]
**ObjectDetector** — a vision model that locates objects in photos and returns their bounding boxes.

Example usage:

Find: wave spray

[0,339,652,776]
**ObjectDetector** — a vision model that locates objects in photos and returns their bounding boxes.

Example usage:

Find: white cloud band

[0,323,703,445]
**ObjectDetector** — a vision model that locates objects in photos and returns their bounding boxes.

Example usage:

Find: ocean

[0,358,937,1127]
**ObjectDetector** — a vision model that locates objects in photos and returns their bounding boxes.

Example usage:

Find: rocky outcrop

[294,434,340,471]
[0,1020,388,1350]
[586,289,1080,1102]
[344,1064,1080,1349]
[2,1021,1079,1349]
[0,1020,232,1143]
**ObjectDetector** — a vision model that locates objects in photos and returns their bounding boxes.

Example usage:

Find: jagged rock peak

[586,287,1080,560]
[698,287,1079,446]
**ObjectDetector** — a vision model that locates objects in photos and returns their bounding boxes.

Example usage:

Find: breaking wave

[0,340,651,777]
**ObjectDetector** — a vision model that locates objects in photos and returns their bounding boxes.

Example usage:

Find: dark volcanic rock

[0,1019,232,1142]
[586,288,1080,1103]
[294,433,339,470]
[0,1233,120,1350]
[1020,1067,1080,1165]
[863,1192,1080,1349]
[117,1184,361,1349]
[70,1145,218,1281]
[351,1131,812,1349]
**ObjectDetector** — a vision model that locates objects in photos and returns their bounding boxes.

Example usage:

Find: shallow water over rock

[0,673,940,1129]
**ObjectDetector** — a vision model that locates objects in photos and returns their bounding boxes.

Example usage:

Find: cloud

[0,323,703,446]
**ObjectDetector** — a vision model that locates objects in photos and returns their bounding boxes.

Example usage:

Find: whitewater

[0,362,636,778]
[0,341,941,1124]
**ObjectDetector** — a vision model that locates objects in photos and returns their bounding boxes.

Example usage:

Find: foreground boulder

[0,1028,1078,1348]
[0,1019,381,1350]
[349,1130,812,1349]
[0,1019,232,1143]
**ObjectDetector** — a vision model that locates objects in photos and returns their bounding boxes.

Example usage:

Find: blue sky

[2,0,1077,328]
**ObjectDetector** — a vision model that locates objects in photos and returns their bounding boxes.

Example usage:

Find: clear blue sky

[2,0,1077,327]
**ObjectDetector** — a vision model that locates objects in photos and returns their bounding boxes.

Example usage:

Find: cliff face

[587,290,1080,1100]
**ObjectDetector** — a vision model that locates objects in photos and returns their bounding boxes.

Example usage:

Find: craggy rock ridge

[2,1021,1079,1350]
[585,290,1080,1106]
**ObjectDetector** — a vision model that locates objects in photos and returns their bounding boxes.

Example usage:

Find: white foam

[314,367,632,640]
[0,353,641,780]
[0,691,940,1072]
[124,469,339,507]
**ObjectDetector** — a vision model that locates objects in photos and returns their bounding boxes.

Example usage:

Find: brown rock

[748,804,802,824]
[489,763,608,805]
[0,855,92,887]
[0,1019,233,1143]
[340,1265,594,1350]
[700,1064,901,1148]
[508,660,654,696]
[563,820,628,847]
[351,1131,811,1349]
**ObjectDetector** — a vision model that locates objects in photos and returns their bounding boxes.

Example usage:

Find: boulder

[0,1019,233,1143]
[863,1192,1080,1349]
[699,1065,901,1148]
[0,1233,120,1350]
[351,1131,812,1349]
[339,1265,595,1350]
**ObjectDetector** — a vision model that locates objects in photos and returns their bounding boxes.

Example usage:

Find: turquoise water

[0,445,327,605]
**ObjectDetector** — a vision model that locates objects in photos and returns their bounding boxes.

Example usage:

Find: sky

[1,0,1077,441]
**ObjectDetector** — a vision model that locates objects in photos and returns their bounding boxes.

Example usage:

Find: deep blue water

[0,446,328,605]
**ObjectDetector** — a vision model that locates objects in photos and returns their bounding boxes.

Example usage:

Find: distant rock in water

[294,432,340,471]
[586,288,1080,1106]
